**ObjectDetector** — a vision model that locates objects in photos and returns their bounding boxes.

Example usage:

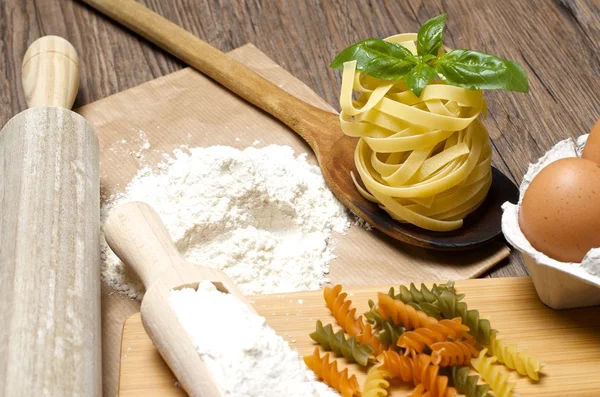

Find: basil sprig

[329,39,418,80]
[330,13,529,97]
[417,13,446,57]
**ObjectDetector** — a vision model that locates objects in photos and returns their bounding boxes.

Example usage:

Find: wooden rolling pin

[0,36,101,396]
[104,201,254,397]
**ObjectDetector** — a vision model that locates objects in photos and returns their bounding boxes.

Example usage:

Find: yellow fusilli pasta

[362,365,391,397]
[471,348,517,397]
[489,333,543,380]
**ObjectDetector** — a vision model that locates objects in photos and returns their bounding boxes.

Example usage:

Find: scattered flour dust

[170,282,339,396]
[101,144,350,299]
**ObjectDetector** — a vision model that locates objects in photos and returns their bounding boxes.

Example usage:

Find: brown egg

[519,157,600,263]
[582,119,600,164]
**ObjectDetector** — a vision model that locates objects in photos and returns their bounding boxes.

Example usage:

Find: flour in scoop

[170,281,339,397]
[101,145,350,299]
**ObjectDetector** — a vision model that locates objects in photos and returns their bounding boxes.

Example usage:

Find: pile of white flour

[170,282,339,396]
[101,145,350,299]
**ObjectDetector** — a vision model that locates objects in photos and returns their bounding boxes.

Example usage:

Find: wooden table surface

[1,0,599,278]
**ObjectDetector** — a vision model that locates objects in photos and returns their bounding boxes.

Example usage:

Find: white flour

[101,145,350,299]
[170,282,338,397]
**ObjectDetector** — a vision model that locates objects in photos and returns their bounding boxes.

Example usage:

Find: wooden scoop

[104,201,252,397]
[81,0,518,250]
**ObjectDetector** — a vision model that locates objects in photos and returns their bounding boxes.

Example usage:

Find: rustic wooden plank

[2,0,599,294]
[119,277,600,396]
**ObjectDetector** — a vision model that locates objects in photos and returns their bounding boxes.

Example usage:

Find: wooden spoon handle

[80,0,327,149]
[22,36,79,109]
[104,201,184,289]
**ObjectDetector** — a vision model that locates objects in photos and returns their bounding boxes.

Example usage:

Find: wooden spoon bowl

[315,111,519,249]
[82,0,519,250]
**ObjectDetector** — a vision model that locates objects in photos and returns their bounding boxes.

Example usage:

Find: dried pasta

[310,320,374,366]
[339,35,493,231]
[388,282,460,320]
[304,347,361,397]
[489,332,543,380]
[391,285,491,345]
[433,290,493,345]
[365,299,387,328]
[324,284,365,337]
[310,281,545,396]
[448,366,492,397]
[356,323,387,355]
[362,365,391,397]
[391,282,460,305]
[408,383,456,397]
[471,348,517,397]
[408,384,427,397]
[378,351,457,397]
[430,340,479,366]
[377,293,438,330]
[397,318,470,353]
[378,318,405,347]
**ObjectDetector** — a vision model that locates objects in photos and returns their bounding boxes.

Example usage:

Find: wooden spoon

[81,0,518,250]
[104,201,254,396]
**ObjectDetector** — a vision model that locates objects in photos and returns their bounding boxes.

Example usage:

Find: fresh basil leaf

[435,49,529,92]
[404,63,437,97]
[421,54,437,63]
[417,14,446,57]
[330,38,418,80]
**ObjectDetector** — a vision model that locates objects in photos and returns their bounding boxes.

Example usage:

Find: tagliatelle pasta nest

[339,33,493,231]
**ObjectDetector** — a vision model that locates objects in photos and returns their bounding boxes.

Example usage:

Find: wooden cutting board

[74,44,510,396]
[119,277,600,397]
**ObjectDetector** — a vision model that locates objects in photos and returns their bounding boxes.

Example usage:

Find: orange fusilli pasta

[376,293,438,330]
[324,285,365,336]
[397,318,470,353]
[430,340,479,366]
[378,351,457,397]
[355,322,387,355]
[304,347,361,397]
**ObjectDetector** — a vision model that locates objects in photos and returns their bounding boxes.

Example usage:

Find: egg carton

[501,134,600,309]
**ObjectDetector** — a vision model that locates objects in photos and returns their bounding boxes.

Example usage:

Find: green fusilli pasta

[363,300,404,348]
[377,319,404,347]
[434,290,493,345]
[448,366,493,397]
[391,281,460,304]
[365,300,385,328]
[386,283,492,344]
[386,282,458,321]
[310,320,374,366]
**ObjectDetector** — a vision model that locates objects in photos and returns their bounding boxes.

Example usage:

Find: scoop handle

[22,36,80,109]
[104,201,183,289]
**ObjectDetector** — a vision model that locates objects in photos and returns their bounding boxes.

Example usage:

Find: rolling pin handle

[104,202,184,290]
[21,36,80,109]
